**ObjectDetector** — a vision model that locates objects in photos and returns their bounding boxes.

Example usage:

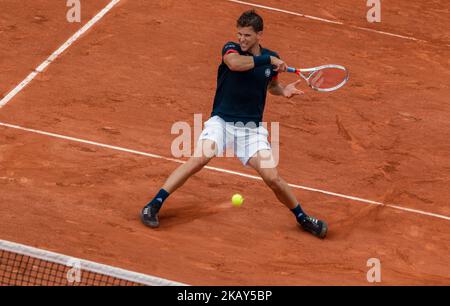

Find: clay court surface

[1,0,450,285]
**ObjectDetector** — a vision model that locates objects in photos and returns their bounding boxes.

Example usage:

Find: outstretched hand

[283,79,304,98]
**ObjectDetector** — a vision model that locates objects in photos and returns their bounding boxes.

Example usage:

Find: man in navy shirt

[142,10,327,238]
[211,40,280,125]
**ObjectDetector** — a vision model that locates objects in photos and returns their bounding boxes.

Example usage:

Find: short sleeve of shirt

[222,42,240,57]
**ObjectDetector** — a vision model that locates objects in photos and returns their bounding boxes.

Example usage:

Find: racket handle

[287,67,297,73]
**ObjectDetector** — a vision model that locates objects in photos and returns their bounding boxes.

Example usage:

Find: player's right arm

[221,42,286,72]
[224,53,286,72]
[223,53,255,71]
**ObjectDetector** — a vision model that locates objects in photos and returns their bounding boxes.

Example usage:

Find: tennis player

[141,10,327,238]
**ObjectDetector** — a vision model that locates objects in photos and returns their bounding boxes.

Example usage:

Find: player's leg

[247,150,328,238]
[162,139,217,194]
[141,139,217,228]
[247,151,297,209]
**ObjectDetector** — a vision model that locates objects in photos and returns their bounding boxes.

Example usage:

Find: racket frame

[287,64,349,92]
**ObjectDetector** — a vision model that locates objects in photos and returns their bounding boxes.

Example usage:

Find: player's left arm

[268,78,303,99]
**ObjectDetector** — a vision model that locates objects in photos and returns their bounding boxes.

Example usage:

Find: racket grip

[287,67,297,73]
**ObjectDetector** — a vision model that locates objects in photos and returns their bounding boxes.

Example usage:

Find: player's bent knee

[264,174,282,190]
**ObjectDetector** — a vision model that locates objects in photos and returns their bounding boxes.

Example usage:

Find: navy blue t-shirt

[211,42,279,125]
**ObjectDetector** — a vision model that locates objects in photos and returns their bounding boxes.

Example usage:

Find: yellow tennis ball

[231,194,244,206]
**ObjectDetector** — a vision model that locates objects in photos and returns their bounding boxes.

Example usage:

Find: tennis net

[0,239,187,286]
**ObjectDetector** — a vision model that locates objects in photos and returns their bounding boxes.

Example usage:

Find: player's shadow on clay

[151,204,229,229]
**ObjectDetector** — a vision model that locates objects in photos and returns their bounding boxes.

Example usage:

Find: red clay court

[1,0,450,285]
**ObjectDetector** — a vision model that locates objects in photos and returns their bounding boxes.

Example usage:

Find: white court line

[1,121,449,222]
[0,0,121,109]
[227,0,344,25]
[227,0,428,43]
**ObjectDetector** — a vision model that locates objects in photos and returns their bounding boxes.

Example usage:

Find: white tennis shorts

[198,116,271,165]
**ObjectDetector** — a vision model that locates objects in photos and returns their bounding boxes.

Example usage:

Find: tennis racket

[287,64,349,92]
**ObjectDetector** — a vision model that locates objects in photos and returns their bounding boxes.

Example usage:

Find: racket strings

[308,68,348,90]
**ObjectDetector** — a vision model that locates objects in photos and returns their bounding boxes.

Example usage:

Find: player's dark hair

[237,10,264,32]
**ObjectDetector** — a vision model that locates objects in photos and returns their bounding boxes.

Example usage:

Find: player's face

[237,26,262,52]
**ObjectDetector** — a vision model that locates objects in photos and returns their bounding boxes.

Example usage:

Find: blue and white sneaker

[141,203,162,228]
[298,215,328,239]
